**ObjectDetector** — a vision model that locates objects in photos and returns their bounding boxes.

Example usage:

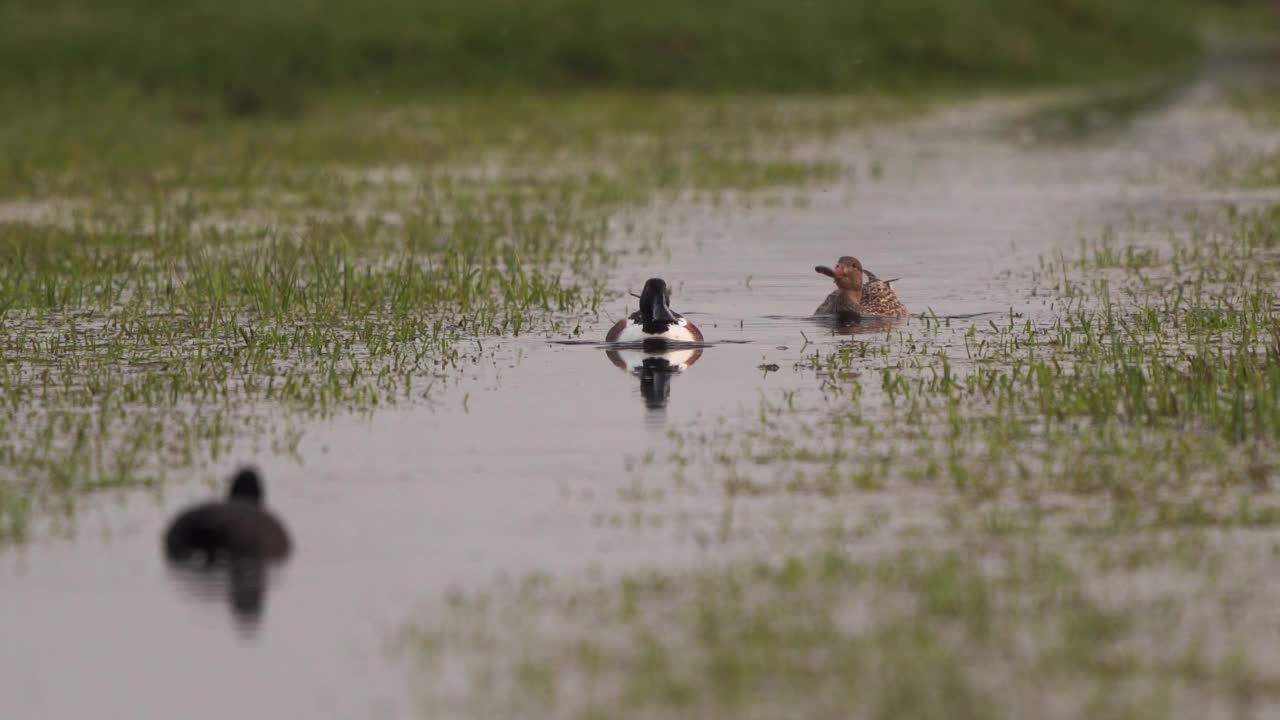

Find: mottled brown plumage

[860,268,910,317]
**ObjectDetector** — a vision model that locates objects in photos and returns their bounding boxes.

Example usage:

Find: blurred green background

[0,0,1206,115]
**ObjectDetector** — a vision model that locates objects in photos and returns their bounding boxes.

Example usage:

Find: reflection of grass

[0,93,906,541]
[0,0,1199,115]
[407,197,1280,716]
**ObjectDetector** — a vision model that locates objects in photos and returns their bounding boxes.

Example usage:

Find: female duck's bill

[164,466,292,563]
[606,278,704,343]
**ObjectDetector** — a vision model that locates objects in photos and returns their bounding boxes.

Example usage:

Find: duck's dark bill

[647,294,676,325]
[815,265,835,278]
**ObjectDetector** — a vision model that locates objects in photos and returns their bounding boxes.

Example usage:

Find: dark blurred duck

[606,278,703,343]
[164,467,291,563]
[815,256,909,319]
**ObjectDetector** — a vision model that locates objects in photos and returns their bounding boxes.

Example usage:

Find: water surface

[5,73,1280,719]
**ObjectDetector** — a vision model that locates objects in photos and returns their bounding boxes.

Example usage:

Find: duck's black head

[228,467,264,504]
[638,278,676,327]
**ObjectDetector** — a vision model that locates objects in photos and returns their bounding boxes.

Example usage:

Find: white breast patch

[614,319,697,342]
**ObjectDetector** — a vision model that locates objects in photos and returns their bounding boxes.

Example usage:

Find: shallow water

[5,71,1280,719]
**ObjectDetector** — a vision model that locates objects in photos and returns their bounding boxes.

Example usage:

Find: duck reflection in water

[813,313,906,337]
[607,344,703,416]
[163,467,291,631]
[166,555,274,632]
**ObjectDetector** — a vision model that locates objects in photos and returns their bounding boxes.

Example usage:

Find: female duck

[164,467,292,562]
[606,278,703,343]
[815,256,909,318]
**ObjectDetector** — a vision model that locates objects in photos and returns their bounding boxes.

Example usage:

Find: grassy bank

[0,0,1199,114]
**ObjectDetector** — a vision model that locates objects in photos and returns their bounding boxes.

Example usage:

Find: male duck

[164,467,292,562]
[815,256,910,318]
[606,278,704,343]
